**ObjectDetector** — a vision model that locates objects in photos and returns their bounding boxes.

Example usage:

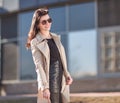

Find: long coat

[30,32,71,103]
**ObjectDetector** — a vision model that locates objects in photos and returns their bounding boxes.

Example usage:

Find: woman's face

[38,14,52,32]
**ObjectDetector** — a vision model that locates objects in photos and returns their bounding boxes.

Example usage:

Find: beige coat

[31,32,71,103]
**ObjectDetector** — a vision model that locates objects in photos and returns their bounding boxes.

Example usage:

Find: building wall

[0,0,120,94]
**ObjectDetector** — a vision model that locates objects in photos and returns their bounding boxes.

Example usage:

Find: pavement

[70,92,120,97]
[0,92,120,103]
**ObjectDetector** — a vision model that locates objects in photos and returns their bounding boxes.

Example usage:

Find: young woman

[26,7,73,103]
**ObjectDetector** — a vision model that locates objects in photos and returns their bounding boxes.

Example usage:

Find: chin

[45,29,50,31]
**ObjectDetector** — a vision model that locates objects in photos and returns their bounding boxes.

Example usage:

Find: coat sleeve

[31,40,49,91]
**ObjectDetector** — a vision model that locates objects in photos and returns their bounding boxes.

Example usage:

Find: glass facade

[1,0,120,82]
[69,2,95,31]
[1,14,18,80]
[100,32,120,73]
[68,30,97,79]
[0,1,97,80]
[18,11,36,80]
[98,0,120,27]
[49,7,66,32]
[0,19,1,81]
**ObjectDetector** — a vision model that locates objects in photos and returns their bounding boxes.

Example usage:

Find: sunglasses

[40,18,52,25]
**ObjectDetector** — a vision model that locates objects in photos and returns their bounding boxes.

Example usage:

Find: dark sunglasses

[40,18,52,25]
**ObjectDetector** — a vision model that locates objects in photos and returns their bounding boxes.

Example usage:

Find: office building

[0,0,120,95]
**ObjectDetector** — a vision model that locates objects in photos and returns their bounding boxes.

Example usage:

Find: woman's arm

[61,44,73,85]
[31,40,49,90]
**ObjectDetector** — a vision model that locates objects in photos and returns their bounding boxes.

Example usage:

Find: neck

[40,31,49,36]
[40,31,51,39]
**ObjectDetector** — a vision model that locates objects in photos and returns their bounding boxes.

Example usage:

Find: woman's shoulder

[30,37,38,46]
[50,32,61,39]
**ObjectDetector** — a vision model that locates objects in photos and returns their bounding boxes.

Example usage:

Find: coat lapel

[35,34,50,77]
[35,32,61,61]
[35,33,50,61]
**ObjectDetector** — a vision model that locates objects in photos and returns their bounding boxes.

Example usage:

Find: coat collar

[36,32,60,42]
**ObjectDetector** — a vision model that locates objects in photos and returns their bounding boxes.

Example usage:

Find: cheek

[49,23,52,27]
[38,23,42,29]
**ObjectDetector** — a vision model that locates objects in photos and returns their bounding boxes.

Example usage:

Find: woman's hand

[43,88,50,99]
[66,76,73,85]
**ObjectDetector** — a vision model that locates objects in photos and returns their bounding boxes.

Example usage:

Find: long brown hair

[26,7,49,49]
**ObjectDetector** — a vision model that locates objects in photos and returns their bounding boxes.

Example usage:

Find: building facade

[0,0,120,95]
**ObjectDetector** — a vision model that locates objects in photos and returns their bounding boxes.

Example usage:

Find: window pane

[1,14,17,39]
[38,0,58,5]
[100,32,120,73]
[98,0,120,27]
[49,7,66,32]
[19,11,36,80]
[68,30,97,79]
[69,2,95,31]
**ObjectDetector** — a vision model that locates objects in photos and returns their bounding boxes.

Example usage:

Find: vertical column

[0,19,1,79]
[111,32,116,72]
[1,14,18,80]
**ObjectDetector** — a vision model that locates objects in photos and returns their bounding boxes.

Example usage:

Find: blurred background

[0,0,120,102]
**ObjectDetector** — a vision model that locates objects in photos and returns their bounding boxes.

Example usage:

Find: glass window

[49,7,66,32]
[69,2,95,31]
[98,0,120,27]
[115,33,120,44]
[20,0,37,9]
[1,14,17,39]
[100,31,120,74]
[68,30,97,79]
[0,19,1,80]
[116,47,120,57]
[18,11,36,80]
[104,36,112,45]
[116,59,120,71]
[38,0,58,5]
[105,60,113,72]
[1,14,18,80]
[105,47,112,58]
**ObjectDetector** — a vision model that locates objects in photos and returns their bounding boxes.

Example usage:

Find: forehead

[40,14,50,21]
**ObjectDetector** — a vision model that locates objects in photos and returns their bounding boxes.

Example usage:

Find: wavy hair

[26,7,49,49]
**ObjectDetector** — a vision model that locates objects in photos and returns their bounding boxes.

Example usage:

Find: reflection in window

[115,33,120,44]
[98,0,120,27]
[68,30,97,79]
[69,2,95,31]
[104,36,112,45]
[49,7,66,32]
[105,47,112,58]
[105,60,113,72]
[116,59,120,71]
[116,47,120,57]
[19,11,36,80]
[101,32,120,73]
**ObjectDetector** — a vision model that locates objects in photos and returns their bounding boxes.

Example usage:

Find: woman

[26,7,73,103]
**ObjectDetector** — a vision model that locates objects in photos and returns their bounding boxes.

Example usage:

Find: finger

[43,93,47,98]
[66,80,72,85]
[43,93,50,99]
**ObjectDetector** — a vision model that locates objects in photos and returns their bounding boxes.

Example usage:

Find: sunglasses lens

[48,18,52,23]
[41,20,47,25]
[41,18,52,25]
